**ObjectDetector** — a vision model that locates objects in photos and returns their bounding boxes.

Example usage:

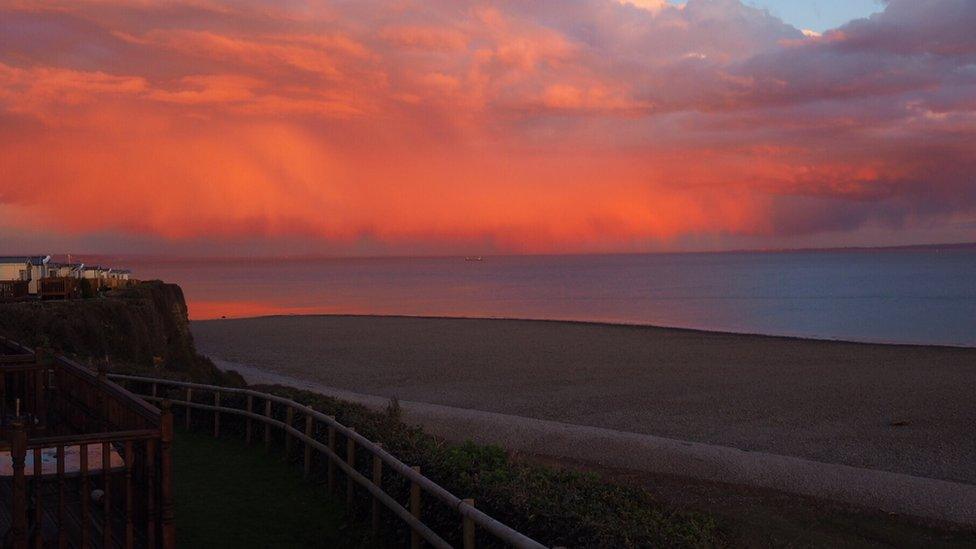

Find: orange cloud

[0,0,974,255]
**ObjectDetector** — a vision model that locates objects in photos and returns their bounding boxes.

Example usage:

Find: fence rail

[109,374,548,549]
[0,339,173,549]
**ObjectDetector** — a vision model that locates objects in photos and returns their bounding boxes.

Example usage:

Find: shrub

[251,384,722,548]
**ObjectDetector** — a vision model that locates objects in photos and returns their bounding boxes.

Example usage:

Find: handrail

[0,428,163,452]
[27,428,161,448]
[0,341,176,549]
[56,356,161,423]
[110,373,548,549]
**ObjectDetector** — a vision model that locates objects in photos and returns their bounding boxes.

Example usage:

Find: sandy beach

[191,315,976,485]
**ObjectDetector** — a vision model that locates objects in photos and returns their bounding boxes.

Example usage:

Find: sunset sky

[1,0,975,256]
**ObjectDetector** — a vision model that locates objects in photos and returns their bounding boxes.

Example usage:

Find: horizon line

[21,240,976,263]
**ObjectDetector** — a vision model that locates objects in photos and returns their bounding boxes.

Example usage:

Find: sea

[123,247,976,347]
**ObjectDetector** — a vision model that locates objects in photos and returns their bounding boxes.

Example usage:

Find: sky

[740,1,885,33]
[1,0,975,257]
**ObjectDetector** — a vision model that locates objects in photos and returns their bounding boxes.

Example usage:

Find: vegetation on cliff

[0,281,235,384]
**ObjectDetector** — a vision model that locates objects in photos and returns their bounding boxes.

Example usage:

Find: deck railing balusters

[0,344,172,549]
[146,438,157,549]
[57,445,66,549]
[80,442,90,549]
[11,419,28,549]
[124,440,135,549]
[33,447,43,549]
[103,442,112,549]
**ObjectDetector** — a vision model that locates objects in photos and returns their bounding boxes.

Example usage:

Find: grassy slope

[244,385,721,548]
[174,430,374,548]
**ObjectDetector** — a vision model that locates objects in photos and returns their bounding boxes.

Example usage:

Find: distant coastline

[196,312,976,350]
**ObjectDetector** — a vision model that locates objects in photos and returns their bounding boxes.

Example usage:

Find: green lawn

[174,430,374,548]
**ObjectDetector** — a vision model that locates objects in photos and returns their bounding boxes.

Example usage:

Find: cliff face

[0,281,228,383]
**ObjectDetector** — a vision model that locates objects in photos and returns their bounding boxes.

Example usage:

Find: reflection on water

[127,249,976,346]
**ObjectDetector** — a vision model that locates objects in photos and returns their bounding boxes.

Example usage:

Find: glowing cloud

[0,0,974,255]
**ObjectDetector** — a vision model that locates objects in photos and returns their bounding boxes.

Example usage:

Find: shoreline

[213,357,976,527]
[191,314,976,488]
[193,312,976,350]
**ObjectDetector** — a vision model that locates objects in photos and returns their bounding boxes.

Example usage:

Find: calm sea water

[126,248,976,346]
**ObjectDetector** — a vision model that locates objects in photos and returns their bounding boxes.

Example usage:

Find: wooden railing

[0,339,161,438]
[110,374,549,549]
[2,419,174,549]
[0,340,174,548]
[39,277,81,300]
[0,281,28,301]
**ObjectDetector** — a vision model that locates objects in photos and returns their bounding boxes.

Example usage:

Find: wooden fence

[109,374,549,549]
[0,280,29,301]
[3,421,173,549]
[0,339,174,549]
[39,277,81,300]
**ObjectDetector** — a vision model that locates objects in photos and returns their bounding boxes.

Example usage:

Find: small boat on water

[464,256,484,262]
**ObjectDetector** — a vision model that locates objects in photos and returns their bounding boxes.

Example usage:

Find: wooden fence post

[33,447,42,549]
[303,410,314,479]
[103,442,112,549]
[146,438,157,549]
[346,428,356,508]
[10,419,28,549]
[125,441,135,548]
[327,422,337,493]
[184,388,192,430]
[285,406,294,461]
[245,394,253,446]
[213,391,221,438]
[264,400,272,453]
[160,400,176,549]
[371,445,384,536]
[463,499,476,549]
[81,443,91,548]
[58,444,67,549]
[410,466,422,549]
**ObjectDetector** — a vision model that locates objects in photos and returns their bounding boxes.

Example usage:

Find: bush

[250,384,722,548]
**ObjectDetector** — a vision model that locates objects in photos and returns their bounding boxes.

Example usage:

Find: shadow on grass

[174,429,376,548]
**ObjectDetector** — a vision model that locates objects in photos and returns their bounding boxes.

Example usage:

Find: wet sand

[191,315,976,485]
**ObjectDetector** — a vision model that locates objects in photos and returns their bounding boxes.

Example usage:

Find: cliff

[0,281,233,383]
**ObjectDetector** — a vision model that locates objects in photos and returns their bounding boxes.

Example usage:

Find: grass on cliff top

[196,385,722,548]
[174,429,374,548]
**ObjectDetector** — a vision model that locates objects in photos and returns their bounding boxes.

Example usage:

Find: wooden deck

[0,338,173,549]
[0,473,149,548]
